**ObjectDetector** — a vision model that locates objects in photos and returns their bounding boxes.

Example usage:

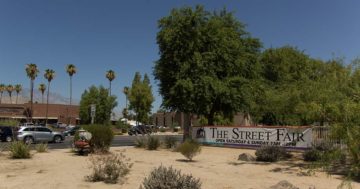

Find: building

[0,103,79,125]
[152,112,251,128]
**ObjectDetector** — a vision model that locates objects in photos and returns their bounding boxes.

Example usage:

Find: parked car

[0,126,15,142]
[63,126,80,136]
[17,126,65,144]
[128,125,152,136]
[18,122,34,127]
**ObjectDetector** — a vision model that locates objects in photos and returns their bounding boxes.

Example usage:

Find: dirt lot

[0,146,359,189]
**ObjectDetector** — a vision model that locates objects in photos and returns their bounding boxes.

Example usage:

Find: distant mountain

[0,88,79,105]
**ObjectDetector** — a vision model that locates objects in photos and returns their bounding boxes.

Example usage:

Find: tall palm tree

[0,84,5,104]
[6,85,14,104]
[15,84,22,104]
[106,70,116,96]
[44,69,55,124]
[66,64,76,105]
[123,86,129,115]
[25,63,39,122]
[38,83,46,103]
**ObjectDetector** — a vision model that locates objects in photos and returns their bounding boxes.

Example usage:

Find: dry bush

[140,165,201,189]
[86,152,132,184]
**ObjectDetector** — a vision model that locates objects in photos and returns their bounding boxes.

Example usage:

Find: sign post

[90,104,96,124]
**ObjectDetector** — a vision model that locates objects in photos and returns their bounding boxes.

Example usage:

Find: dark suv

[128,125,152,136]
[0,126,15,142]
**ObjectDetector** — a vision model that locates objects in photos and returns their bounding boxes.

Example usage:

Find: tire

[24,136,34,144]
[53,135,62,143]
[6,136,12,142]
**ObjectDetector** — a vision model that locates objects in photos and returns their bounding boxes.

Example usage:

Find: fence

[312,126,346,149]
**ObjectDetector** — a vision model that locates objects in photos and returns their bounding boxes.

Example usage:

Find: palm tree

[6,85,14,104]
[123,87,129,109]
[66,64,76,105]
[25,63,39,122]
[44,69,55,124]
[0,84,5,104]
[15,84,22,104]
[106,70,116,96]
[38,83,46,103]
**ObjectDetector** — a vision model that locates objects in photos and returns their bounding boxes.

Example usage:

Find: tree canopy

[154,5,262,125]
[128,72,154,124]
[79,85,117,124]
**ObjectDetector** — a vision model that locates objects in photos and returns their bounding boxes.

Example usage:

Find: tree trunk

[207,109,215,126]
[183,113,192,142]
[30,80,33,123]
[109,81,112,96]
[0,93,2,104]
[45,81,50,125]
[70,76,72,105]
[16,93,18,104]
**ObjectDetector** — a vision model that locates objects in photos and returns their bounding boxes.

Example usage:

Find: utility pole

[90,104,96,124]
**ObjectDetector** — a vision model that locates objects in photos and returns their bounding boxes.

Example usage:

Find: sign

[192,126,312,149]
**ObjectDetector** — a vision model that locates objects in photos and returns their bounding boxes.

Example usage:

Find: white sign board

[192,126,312,149]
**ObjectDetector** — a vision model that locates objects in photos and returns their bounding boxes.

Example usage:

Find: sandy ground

[0,146,359,189]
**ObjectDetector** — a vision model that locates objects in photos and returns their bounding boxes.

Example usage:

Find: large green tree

[154,5,261,127]
[128,72,154,124]
[79,85,117,124]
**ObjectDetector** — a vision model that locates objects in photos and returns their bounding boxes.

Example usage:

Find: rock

[269,180,299,189]
[237,153,255,161]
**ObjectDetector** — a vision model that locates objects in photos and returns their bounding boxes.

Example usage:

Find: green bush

[86,152,133,184]
[140,165,201,189]
[303,142,338,162]
[82,124,114,153]
[177,139,201,161]
[303,149,321,162]
[159,127,166,132]
[35,143,48,153]
[134,136,147,148]
[115,121,131,133]
[0,119,19,127]
[164,136,177,149]
[9,141,31,159]
[255,146,292,162]
[146,135,160,150]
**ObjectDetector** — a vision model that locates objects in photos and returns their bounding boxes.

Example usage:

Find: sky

[0,0,360,114]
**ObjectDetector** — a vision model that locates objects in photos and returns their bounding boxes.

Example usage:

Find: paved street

[46,134,183,149]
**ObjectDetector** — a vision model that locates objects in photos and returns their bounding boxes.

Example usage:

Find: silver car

[17,126,64,144]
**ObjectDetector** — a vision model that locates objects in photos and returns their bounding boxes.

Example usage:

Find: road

[47,134,183,149]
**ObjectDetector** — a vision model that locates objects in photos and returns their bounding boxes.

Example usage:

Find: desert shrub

[303,142,341,162]
[303,149,321,162]
[164,136,177,149]
[255,146,292,162]
[87,152,132,184]
[35,143,48,153]
[177,139,201,161]
[82,124,114,153]
[140,165,201,189]
[134,136,147,148]
[9,141,31,159]
[146,135,160,150]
